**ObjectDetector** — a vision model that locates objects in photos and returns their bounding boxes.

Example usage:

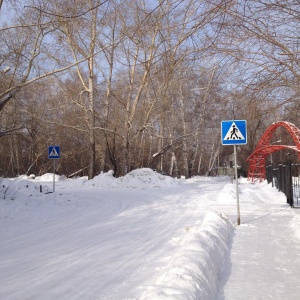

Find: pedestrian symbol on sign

[48,146,60,159]
[49,147,59,157]
[229,125,241,139]
[223,121,245,142]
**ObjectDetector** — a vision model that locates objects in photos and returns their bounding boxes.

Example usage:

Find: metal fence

[266,161,300,207]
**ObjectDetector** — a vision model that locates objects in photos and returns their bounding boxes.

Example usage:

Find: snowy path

[217,188,300,299]
[0,175,227,300]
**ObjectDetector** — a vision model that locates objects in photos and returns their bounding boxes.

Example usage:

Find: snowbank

[121,168,177,188]
[1,169,177,201]
[82,168,177,189]
[35,173,66,182]
[217,183,236,204]
[0,176,51,201]
[82,170,117,188]
[141,211,233,299]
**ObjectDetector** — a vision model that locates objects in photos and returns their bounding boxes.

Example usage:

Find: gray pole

[53,159,55,193]
[234,145,241,225]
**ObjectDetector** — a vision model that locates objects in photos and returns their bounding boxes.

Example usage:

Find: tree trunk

[178,94,189,178]
[170,150,180,178]
[197,150,203,175]
[124,129,129,174]
[189,137,199,177]
[88,56,96,180]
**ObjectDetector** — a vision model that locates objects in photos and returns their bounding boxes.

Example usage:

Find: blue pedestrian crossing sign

[48,145,60,159]
[221,120,247,145]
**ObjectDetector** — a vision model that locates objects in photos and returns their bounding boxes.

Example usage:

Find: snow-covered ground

[1,168,300,299]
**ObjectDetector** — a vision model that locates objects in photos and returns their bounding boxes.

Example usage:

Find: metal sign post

[221,120,247,225]
[53,159,56,192]
[48,146,60,193]
[234,145,241,225]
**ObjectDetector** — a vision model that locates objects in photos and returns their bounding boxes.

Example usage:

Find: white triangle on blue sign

[49,147,59,157]
[224,122,245,141]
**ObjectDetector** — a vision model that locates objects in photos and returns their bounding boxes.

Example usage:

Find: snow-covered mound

[35,173,66,182]
[141,211,233,299]
[83,168,177,189]
[82,170,117,188]
[1,168,177,194]
[121,168,177,188]
[0,176,51,201]
[217,183,236,204]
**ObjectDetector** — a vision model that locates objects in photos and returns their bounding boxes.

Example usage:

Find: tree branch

[24,0,109,19]
[0,125,25,137]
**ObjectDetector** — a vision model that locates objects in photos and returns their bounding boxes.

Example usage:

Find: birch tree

[48,0,112,179]
[0,0,97,139]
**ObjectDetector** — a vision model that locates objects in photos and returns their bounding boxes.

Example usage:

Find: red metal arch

[247,121,300,181]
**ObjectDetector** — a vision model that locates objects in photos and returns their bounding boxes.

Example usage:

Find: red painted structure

[247,121,300,181]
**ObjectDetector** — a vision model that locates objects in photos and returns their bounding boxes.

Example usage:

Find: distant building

[216,152,243,177]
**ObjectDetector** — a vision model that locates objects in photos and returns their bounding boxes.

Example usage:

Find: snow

[1,168,300,299]
[291,214,300,241]
[141,211,233,299]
